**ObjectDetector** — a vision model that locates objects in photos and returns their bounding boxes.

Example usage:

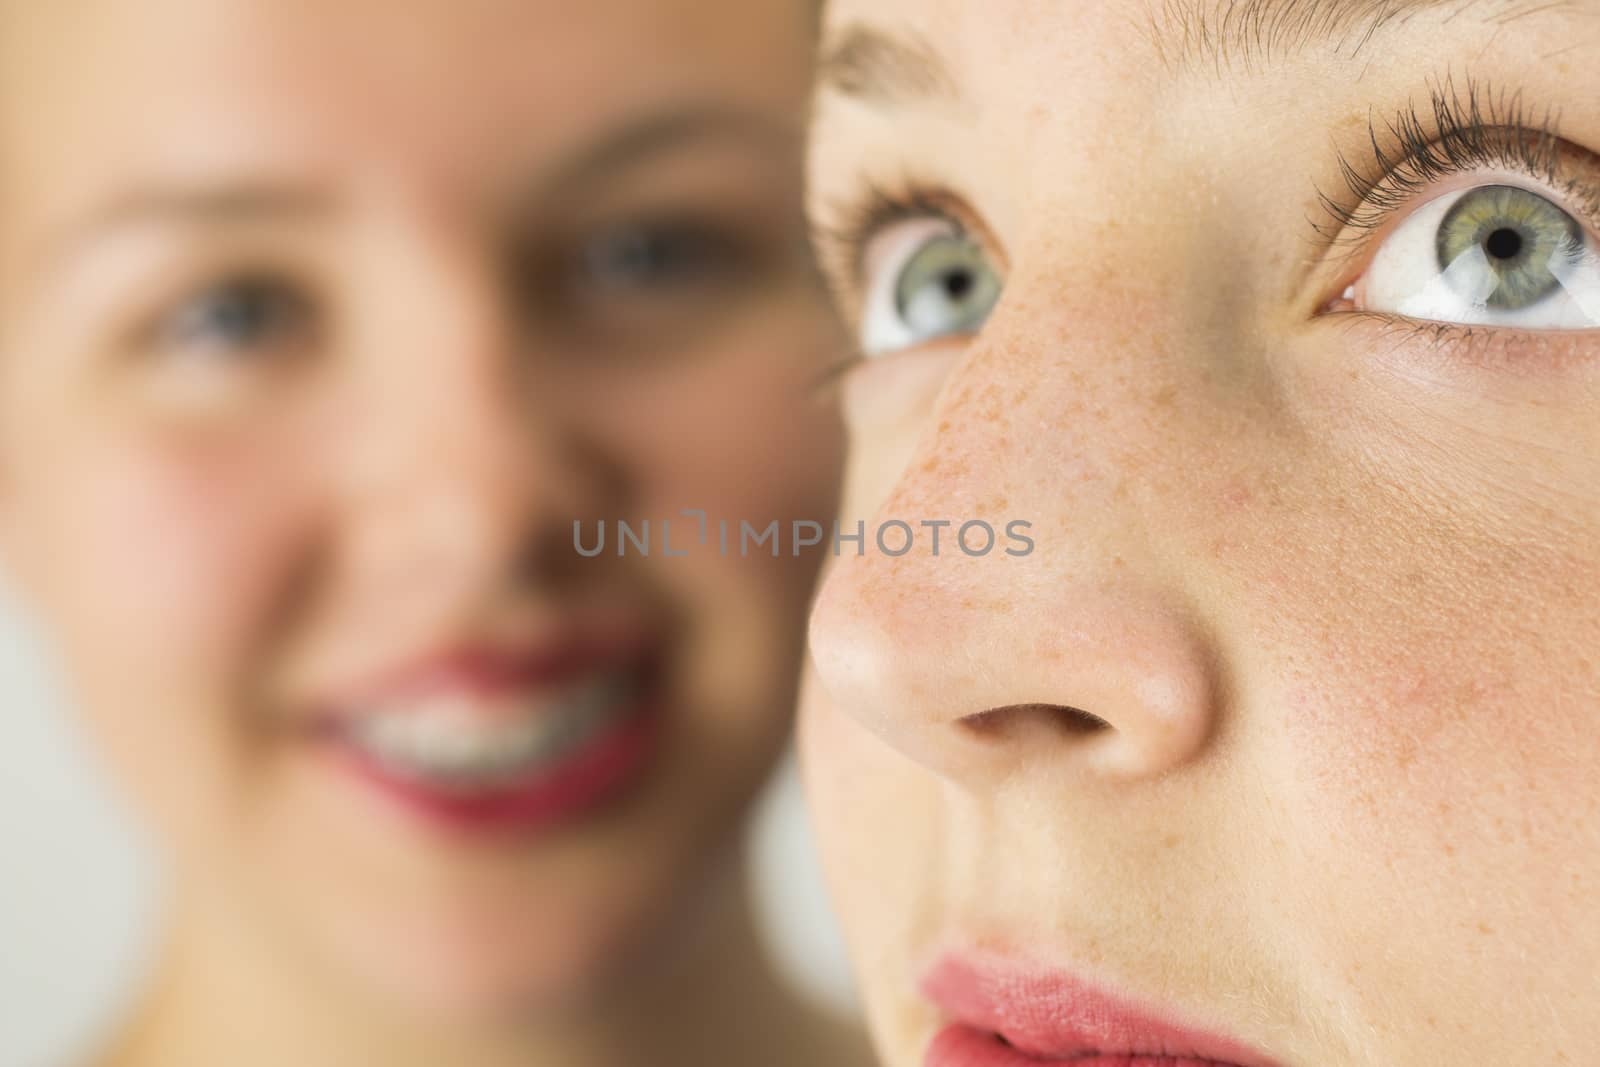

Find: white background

[0,589,857,1067]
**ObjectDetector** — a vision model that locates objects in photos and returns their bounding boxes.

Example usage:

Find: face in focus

[801,1,1600,1065]
[0,0,840,1023]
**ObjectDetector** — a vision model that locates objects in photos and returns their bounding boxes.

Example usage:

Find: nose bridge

[809,293,1222,786]
[329,232,580,605]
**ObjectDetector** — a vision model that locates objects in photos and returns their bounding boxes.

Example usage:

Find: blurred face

[801,1,1600,1065]
[0,0,840,1024]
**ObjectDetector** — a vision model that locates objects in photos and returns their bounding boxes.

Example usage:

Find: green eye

[1436,185,1583,310]
[893,234,1001,340]
[861,225,1002,355]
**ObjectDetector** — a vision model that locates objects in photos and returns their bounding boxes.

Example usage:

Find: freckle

[1162,833,1181,848]
[1443,843,1456,857]
[1477,921,1493,936]
[1152,384,1178,408]
[1221,482,1252,509]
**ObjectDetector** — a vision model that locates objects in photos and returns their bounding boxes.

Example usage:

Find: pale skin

[0,2,870,1066]
[800,1,1600,1065]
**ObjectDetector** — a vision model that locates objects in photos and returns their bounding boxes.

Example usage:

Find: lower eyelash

[1313,73,1590,246]
[1333,308,1598,377]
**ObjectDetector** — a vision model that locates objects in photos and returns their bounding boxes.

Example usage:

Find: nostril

[961,703,1112,741]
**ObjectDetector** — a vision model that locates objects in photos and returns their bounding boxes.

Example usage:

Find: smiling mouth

[337,668,644,789]
[307,638,664,833]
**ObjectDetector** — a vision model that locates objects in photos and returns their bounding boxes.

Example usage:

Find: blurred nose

[328,237,598,624]
[808,304,1223,788]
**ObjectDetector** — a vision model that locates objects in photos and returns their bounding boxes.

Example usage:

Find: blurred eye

[518,217,774,351]
[1354,184,1600,328]
[575,221,746,295]
[859,218,1002,355]
[158,276,317,359]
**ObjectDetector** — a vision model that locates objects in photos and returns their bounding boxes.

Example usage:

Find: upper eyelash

[812,179,968,295]
[1314,74,1593,245]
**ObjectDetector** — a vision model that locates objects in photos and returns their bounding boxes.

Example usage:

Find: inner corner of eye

[1319,281,1359,315]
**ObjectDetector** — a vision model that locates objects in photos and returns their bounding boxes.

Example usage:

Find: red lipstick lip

[301,621,668,833]
[921,954,1285,1067]
[311,628,657,720]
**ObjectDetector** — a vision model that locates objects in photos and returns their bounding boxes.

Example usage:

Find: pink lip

[922,954,1284,1067]
[305,626,666,833]
[315,631,655,714]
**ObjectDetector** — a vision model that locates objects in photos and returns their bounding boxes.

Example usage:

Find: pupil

[1484,227,1523,261]
[944,269,974,300]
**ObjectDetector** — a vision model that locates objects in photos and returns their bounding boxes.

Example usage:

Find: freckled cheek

[1269,621,1596,893]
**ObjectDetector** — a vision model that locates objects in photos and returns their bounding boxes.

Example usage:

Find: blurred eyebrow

[815,24,960,107]
[538,105,798,198]
[45,184,335,266]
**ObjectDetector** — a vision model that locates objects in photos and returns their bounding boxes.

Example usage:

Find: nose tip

[807,561,1220,787]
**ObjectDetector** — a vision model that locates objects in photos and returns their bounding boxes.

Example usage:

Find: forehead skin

[0,0,814,283]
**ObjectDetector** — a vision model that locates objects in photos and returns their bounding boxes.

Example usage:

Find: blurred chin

[304,871,667,1026]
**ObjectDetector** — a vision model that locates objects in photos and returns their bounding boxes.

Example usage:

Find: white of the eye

[1360,185,1600,329]
[858,217,962,356]
[1552,244,1600,323]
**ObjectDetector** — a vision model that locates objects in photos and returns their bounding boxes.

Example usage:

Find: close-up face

[0,0,840,1025]
[800,1,1600,1065]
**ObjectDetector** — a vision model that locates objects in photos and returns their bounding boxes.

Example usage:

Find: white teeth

[345,671,637,788]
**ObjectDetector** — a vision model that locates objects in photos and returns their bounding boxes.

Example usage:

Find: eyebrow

[815,24,960,107]
[536,104,799,201]
[38,107,792,272]
[43,184,335,268]
[817,0,1579,105]
[1149,0,1581,75]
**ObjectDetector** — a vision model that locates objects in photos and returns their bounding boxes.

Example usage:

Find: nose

[807,311,1223,788]
[327,247,603,627]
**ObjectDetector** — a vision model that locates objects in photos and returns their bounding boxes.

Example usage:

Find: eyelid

[1313,78,1600,260]
[1316,79,1569,240]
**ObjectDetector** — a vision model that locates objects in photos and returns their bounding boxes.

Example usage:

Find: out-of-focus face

[800,1,1600,1065]
[0,0,840,1024]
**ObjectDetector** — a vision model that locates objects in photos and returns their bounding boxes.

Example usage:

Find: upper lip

[309,628,656,721]
[922,952,1285,1067]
